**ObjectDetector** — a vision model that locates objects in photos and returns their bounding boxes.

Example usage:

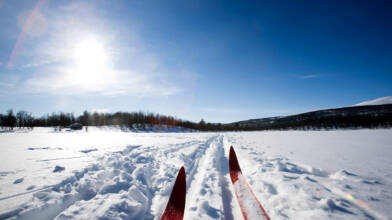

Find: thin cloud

[25,66,181,97]
[298,74,322,79]
[0,81,14,88]
[0,75,19,89]
[12,1,184,98]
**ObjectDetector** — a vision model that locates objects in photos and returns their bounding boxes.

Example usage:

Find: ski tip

[178,166,186,187]
[177,167,186,190]
[229,146,242,183]
[179,166,185,177]
[172,166,186,210]
[161,166,186,220]
[229,146,235,155]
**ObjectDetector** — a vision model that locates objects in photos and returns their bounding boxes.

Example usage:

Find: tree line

[1,105,391,131]
[0,109,34,130]
[0,109,184,130]
[0,109,235,131]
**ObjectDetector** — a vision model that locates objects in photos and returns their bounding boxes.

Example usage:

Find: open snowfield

[0,127,391,220]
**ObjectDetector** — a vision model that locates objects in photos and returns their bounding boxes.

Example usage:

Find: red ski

[160,166,186,220]
[229,146,271,220]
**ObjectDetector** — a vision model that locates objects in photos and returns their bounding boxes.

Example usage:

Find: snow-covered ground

[0,127,391,219]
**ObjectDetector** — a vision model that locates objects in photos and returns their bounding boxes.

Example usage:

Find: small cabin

[70,123,83,130]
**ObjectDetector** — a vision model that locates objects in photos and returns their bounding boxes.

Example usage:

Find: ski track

[184,135,224,219]
[1,130,391,220]
[226,134,389,220]
[0,134,232,220]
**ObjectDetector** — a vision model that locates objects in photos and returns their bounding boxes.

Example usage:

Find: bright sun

[73,37,107,68]
[69,36,110,88]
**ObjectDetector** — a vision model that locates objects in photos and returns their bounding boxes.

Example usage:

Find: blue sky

[0,0,391,123]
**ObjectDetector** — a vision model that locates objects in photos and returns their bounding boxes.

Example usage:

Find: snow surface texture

[355,96,392,106]
[0,127,391,219]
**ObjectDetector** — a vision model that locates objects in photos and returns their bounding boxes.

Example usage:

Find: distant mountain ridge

[229,104,392,130]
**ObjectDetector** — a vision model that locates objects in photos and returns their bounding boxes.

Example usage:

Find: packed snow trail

[183,135,236,219]
[0,128,391,219]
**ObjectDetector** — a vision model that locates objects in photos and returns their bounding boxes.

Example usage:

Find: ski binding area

[0,127,391,219]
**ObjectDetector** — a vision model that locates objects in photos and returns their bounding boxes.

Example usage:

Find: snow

[355,96,392,106]
[0,127,391,219]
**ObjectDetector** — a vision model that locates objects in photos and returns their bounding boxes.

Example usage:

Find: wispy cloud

[298,74,322,79]
[0,81,14,88]
[24,66,181,97]
[0,74,20,89]
[11,1,184,98]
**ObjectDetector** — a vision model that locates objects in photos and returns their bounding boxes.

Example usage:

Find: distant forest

[0,109,222,131]
[1,104,392,131]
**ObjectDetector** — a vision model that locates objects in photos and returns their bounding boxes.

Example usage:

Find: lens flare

[8,0,48,67]
[346,193,369,209]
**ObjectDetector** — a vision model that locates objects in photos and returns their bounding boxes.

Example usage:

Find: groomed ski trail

[184,135,237,219]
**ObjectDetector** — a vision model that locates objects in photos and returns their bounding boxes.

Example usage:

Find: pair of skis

[160,146,270,220]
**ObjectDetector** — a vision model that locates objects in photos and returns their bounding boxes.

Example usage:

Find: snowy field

[0,127,391,220]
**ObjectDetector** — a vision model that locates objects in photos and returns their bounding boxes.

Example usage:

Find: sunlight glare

[69,36,110,89]
[73,37,107,68]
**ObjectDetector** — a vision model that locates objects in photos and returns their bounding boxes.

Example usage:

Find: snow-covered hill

[0,128,391,219]
[355,96,392,106]
[230,104,392,130]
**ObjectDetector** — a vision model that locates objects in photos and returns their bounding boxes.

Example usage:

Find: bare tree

[6,109,16,130]
[16,110,28,128]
